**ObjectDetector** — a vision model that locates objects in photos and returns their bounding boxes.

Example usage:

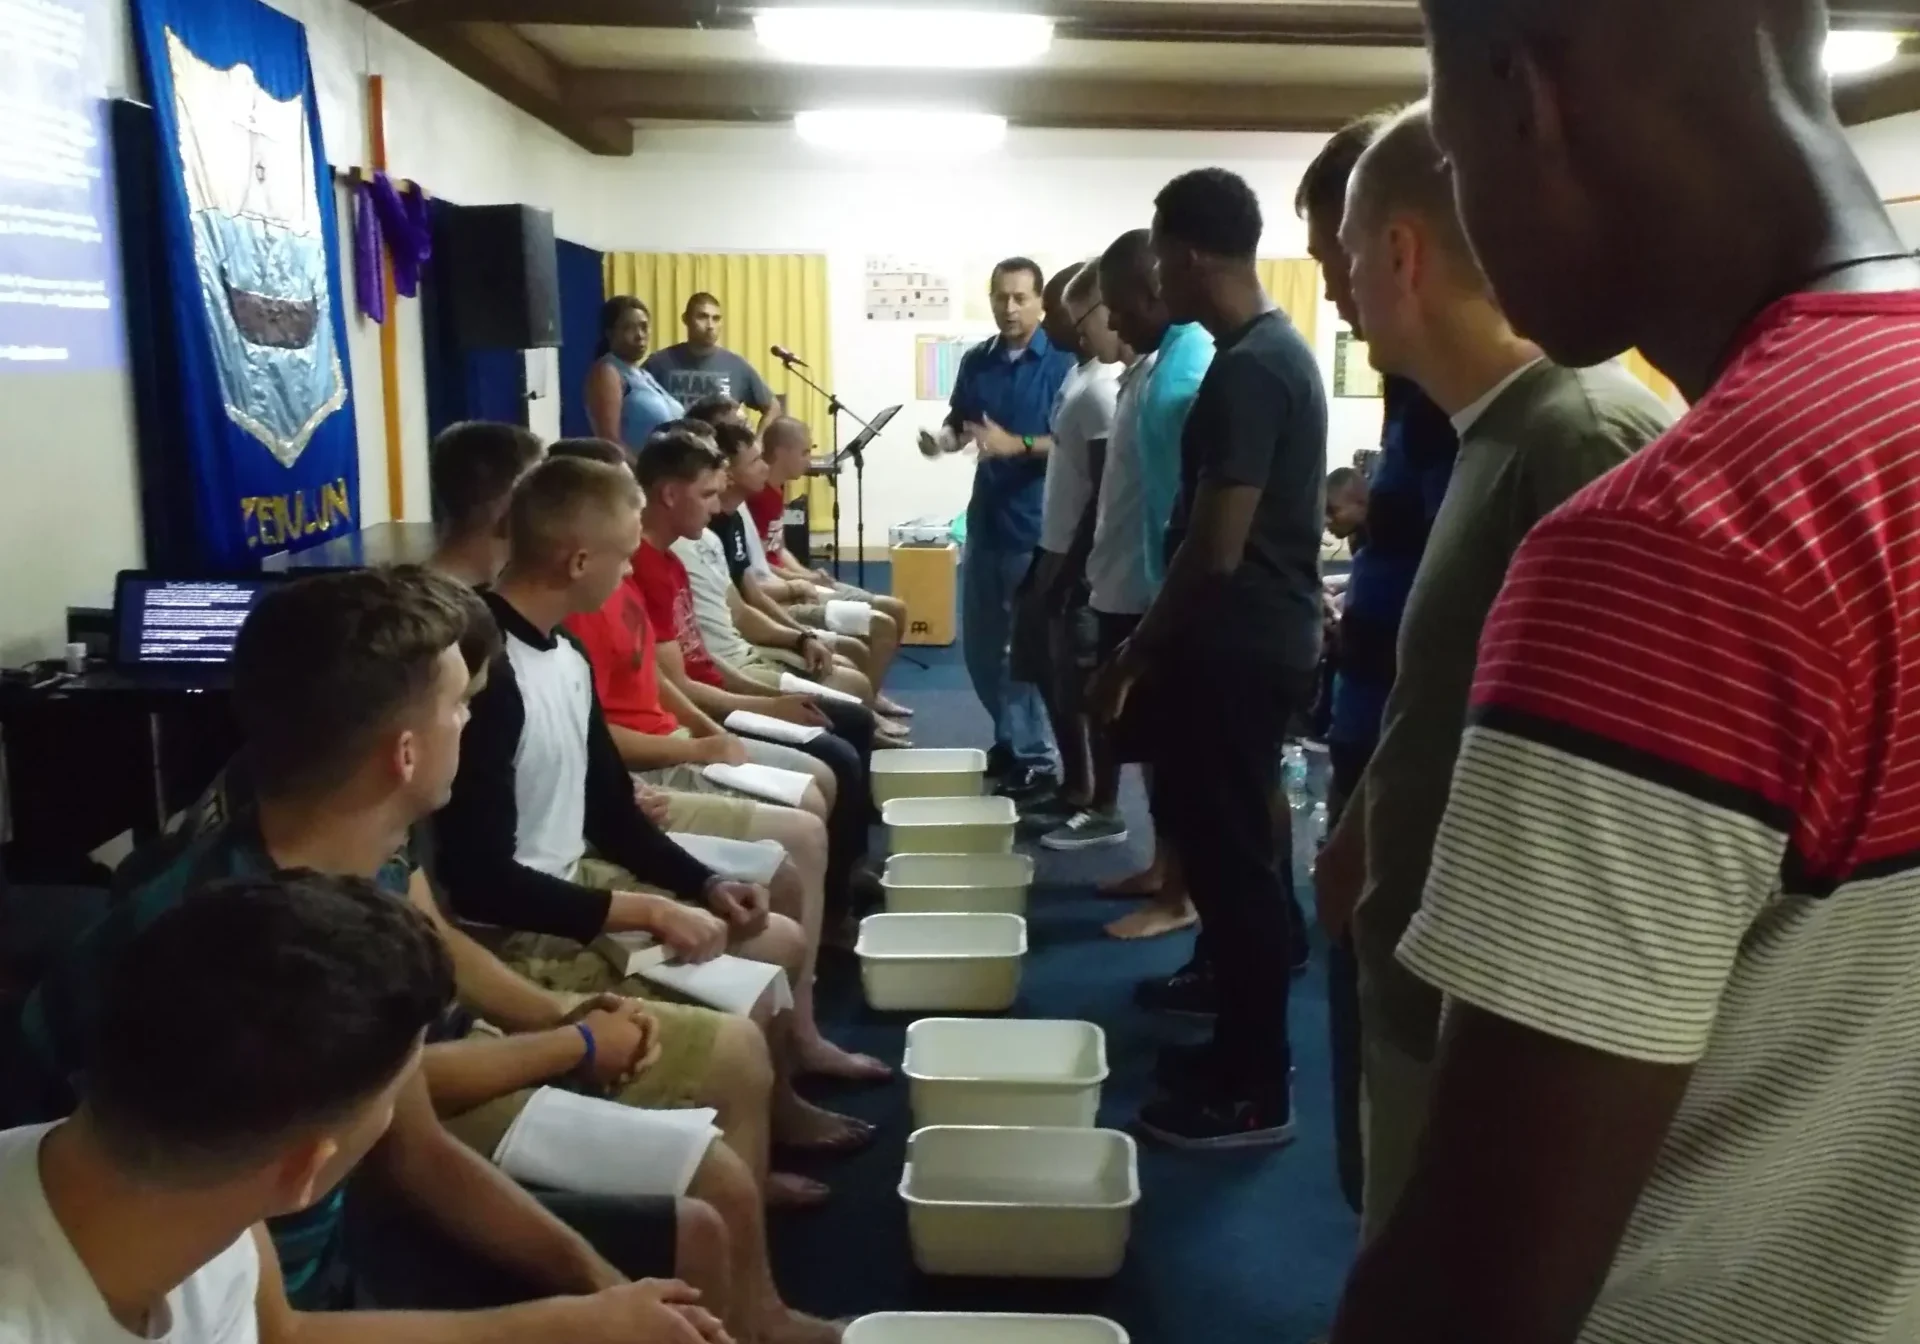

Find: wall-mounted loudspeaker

[435,203,560,351]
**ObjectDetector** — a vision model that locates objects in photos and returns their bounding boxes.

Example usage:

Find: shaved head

[1346,102,1482,287]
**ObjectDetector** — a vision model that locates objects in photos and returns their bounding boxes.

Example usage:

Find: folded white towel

[494,1088,718,1197]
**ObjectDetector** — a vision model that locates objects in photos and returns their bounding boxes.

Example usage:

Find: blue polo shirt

[1330,376,1459,747]
[945,328,1076,550]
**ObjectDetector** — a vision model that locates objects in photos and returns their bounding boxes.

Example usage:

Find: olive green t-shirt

[1352,359,1675,1060]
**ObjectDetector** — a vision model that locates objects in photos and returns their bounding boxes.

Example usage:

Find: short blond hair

[1348,101,1485,287]
[507,456,639,572]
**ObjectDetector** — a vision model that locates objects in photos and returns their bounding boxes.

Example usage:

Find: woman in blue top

[584,295,684,447]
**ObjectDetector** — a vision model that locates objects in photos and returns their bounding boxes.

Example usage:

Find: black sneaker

[1136,1087,1297,1151]
[995,766,1061,801]
[1134,966,1218,1018]
[1017,792,1077,833]
[1153,1040,1225,1093]
[1041,809,1129,852]
[984,743,1016,781]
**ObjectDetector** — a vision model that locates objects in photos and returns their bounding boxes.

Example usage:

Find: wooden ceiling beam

[1836,55,1920,123]
[565,64,1421,132]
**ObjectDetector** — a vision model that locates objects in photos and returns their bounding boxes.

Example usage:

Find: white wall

[1849,111,1920,247]
[577,125,1385,541]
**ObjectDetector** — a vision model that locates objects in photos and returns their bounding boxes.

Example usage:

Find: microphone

[771,345,809,369]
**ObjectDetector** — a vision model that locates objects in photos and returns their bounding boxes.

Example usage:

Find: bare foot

[875,696,913,718]
[773,1091,877,1153]
[1106,897,1198,940]
[759,1309,845,1344]
[796,1035,894,1083]
[767,1171,831,1210]
[1099,864,1164,899]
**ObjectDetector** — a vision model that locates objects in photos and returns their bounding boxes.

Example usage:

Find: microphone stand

[776,355,872,590]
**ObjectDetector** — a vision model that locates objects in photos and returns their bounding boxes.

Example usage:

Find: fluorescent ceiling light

[794,108,1007,155]
[755,7,1053,68]
[1825,30,1904,75]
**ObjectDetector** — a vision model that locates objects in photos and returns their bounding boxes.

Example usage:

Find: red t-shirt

[564,581,680,737]
[748,485,787,560]
[631,539,723,686]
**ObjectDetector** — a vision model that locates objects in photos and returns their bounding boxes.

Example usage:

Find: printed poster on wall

[866,255,951,321]
[131,0,357,566]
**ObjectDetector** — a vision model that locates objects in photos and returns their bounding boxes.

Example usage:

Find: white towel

[641,955,794,1016]
[825,598,875,637]
[670,832,786,885]
[494,1088,718,1197]
[702,761,813,808]
[779,672,864,707]
[724,709,824,745]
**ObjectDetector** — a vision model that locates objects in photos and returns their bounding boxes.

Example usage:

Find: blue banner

[131,0,356,565]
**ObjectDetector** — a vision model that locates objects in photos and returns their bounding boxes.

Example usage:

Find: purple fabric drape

[352,173,433,324]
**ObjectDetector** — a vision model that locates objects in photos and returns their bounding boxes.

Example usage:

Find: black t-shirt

[1165,308,1328,670]
[709,510,753,589]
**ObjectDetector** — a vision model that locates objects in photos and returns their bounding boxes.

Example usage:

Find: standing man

[1333,2,1920,1342]
[645,293,779,421]
[919,258,1076,792]
[1297,111,1461,1220]
[1335,103,1668,1241]
[1093,170,1327,1148]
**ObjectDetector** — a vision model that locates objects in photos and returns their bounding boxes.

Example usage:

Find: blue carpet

[773,561,1358,1340]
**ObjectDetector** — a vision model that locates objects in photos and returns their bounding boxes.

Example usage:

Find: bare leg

[733,915,875,1150]
[686,1136,842,1344]
[752,841,888,1083]
[1107,839,1198,940]
[673,1196,734,1325]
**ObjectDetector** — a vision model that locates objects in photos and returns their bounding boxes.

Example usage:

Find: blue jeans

[961,541,1057,769]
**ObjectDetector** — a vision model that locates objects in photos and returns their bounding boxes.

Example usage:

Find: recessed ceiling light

[755,7,1053,68]
[793,109,1008,155]
[1825,30,1905,75]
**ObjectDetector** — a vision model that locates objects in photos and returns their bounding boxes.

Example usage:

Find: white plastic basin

[905,1019,1107,1128]
[856,913,1027,1013]
[882,853,1035,916]
[900,1125,1139,1279]
[872,749,989,805]
[883,796,1017,855]
[846,1315,1128,1344]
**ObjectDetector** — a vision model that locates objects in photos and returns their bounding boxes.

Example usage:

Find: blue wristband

[573,1022,596,1074]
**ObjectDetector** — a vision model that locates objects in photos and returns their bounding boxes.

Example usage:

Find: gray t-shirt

[1165,308,1327,669]
[643,344,776,410]
[1040,358,1122,555]
[1353,359,1675,1060]
[1086,354,1158,615]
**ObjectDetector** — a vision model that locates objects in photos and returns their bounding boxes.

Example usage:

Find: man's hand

[1087,641,1141,724]
[765,694,831,728]
[565,1280,732,1344]
[694,734,750,767]
[1314,817,1366,938]
[965,416,1023,460]
[706,879,770,938]
[651,899,730,964]
[632,782,674,829]
[575,1006,659,1088]
[798,634,834,677]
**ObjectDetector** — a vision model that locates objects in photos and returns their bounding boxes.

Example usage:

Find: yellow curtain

[602,252,836,518]
[1260,258,1321,357]
[1623,349,1686,411]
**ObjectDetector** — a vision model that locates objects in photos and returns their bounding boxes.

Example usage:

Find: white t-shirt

[0,1124,259,1344]
[1039,359,1123,555]
[1086,353,1159,616]
[672,534,758,667]
[738,504,775,582]
[502,621,595,880]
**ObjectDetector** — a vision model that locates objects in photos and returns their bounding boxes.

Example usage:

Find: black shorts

[1093,609,1141,666]
[1009,549,1054,685]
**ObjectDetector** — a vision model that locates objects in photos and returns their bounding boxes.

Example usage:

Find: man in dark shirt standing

[1093,168,1328,1148]
[645,293,779,422]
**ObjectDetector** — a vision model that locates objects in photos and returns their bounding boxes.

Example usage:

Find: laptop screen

[116,576,277,666]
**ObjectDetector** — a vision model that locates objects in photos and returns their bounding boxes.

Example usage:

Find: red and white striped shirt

[1401,291,1920,1344]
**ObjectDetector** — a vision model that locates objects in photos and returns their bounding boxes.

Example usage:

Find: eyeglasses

[1073,303,1108,335]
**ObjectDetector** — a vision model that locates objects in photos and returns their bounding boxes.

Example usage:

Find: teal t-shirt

[1137,322,1215,588]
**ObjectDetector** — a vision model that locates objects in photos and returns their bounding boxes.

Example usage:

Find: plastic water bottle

[1311,800,1330,846]
[1282,743,1310,811]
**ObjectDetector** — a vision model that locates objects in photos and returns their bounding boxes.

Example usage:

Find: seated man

[12,570,762,1324]
[550,437,886,1081]
[433,460,873,1171]
[0,872,730,1344]
[427,419,548,587]
[694,421,909,741]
